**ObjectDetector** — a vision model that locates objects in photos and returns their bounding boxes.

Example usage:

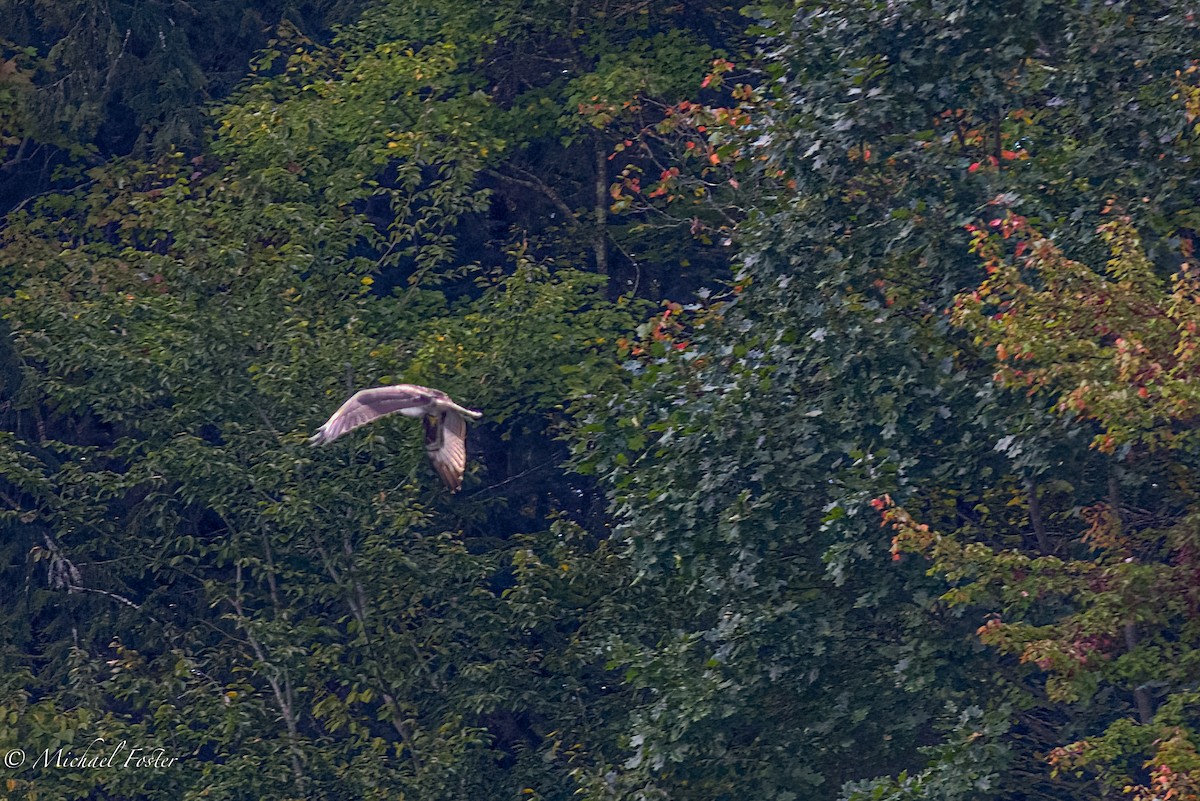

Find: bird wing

[309,385,439,445]
[424,409,468,492]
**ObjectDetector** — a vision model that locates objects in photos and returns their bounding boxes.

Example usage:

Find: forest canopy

[1,1,1199,800]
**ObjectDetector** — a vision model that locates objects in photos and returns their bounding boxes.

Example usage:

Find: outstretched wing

[309,385,439,445]
[424,410,469,492]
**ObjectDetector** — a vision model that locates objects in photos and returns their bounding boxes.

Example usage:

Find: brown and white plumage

[309,384,482,492]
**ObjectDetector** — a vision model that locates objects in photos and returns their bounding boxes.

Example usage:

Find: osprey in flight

[309,384,483,492]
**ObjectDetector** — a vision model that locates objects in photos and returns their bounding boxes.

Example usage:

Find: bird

[309,384,483,492]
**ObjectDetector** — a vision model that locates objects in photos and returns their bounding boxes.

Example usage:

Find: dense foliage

[0,1,1198,800]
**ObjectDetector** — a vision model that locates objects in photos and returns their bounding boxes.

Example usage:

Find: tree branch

[483,166,579,225]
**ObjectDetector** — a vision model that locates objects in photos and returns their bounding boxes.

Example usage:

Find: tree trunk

[593,137,609,276]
